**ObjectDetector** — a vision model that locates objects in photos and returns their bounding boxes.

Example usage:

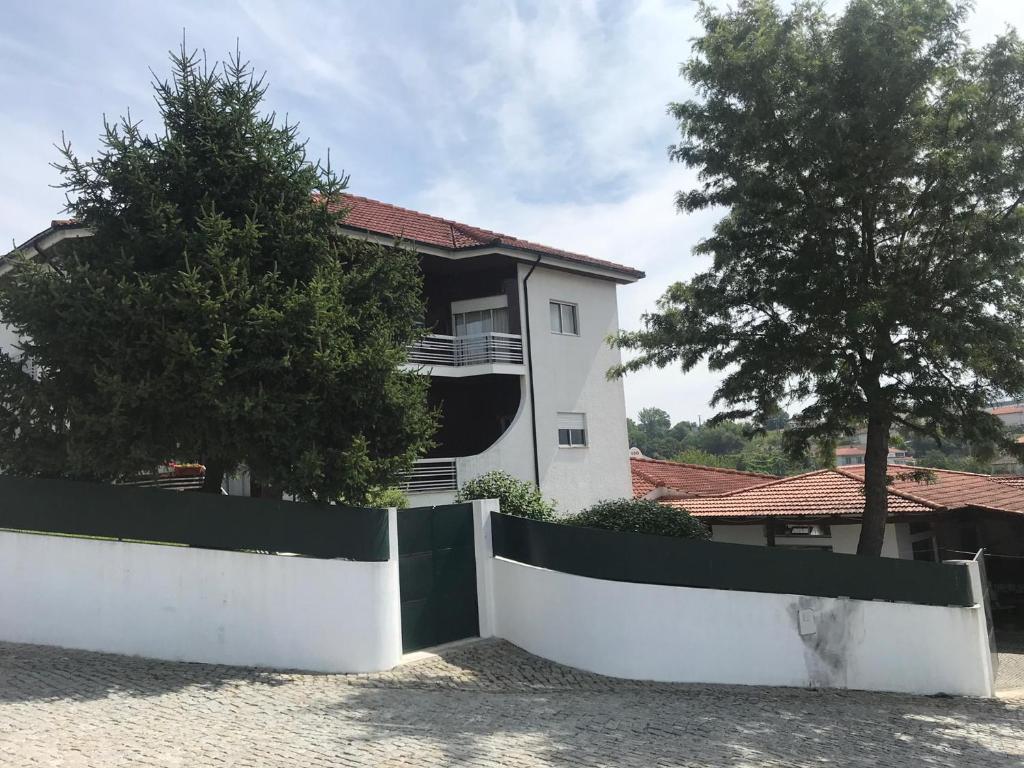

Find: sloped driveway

[1,639,1022,767]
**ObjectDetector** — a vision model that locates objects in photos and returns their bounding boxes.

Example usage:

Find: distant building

[834,445,913,466]
[988,403,1024,428]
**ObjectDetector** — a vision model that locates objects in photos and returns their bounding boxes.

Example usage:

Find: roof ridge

[628,456,777,479]
[832,467,946,511]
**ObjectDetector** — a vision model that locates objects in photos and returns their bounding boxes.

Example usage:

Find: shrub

[569,498,710,539]
[455,471,555,520]
[363,487,409,509]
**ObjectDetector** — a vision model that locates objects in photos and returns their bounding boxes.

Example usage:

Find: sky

[2,0,1022,425]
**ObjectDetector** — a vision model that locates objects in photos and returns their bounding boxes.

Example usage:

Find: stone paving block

[0,639,1022,767]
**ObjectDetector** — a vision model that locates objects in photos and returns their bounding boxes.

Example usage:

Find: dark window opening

[912,537,937,562]
[771,522,831,538]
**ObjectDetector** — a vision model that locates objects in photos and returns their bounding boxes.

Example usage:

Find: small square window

[549,301,579,335]
[557,412,587,447]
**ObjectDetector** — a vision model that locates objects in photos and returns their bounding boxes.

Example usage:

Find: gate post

[384,506,404,665]
[472,499,499,638]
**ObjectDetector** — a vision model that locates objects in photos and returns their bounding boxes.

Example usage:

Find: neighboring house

[661,464,1024,558]
[2,195,644,512]
[989,402,1024,428]
[834,444,914,466]
[630,454,777,500]
[655,462,1024,622]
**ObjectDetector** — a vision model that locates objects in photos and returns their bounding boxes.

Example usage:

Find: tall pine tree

[614,0,1024,554]
[0,46,435,502]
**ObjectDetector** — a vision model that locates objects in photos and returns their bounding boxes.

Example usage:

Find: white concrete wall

[710,522,904,558]
[488,556,993,697]
[519,263,631,513]
[0,526,403,673]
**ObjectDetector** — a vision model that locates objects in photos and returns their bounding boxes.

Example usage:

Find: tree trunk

[856,414,890,556]
[200,461,225,494]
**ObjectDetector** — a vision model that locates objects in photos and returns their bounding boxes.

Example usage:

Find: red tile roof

[843,465,1024,515]
[834,446,865,456]
[664,464,1024,519]
[19,196,644,282]
[989,404,1024,416]
[630,457,777,499]
[331,194,644,280]
[663,469,935,518]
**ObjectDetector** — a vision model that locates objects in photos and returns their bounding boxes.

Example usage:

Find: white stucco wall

[0,527,403,673]
[422,264,633,514]
[519,263,631,513]
[710,522,904,558]
[489,556,993,697]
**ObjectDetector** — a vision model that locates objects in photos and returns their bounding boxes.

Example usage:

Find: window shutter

[557,412,585,430]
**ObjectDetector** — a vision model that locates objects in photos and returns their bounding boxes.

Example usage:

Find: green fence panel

[0,476,389,561]
[491,512,974,607]
[398,504,479,652]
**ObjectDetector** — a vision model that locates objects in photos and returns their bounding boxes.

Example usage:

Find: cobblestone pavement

[1,640,1023,767]
[998,634,1024,694]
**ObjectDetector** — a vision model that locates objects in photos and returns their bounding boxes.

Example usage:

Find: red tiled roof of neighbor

[670,464,1024,520]
[330,194,644,279]
[663,469,936,518]
[989,404,1024,416]
[834,446,865,456]
[630,456,776,499]
[843,465,1024,515]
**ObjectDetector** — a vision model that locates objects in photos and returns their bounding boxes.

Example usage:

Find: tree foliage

[614,0,1024,554]
[0,46,435,503]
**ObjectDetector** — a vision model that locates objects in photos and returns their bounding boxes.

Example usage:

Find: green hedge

[569,498,710,539]
[455,471,555,520]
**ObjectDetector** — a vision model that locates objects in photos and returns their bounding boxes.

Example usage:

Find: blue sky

[2,0,1021,424]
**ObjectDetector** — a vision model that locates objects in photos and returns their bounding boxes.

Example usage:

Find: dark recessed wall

[425,375,522,458]
[420,254,521,335]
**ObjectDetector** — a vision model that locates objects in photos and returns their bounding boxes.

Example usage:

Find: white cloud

[2,0,1023,427]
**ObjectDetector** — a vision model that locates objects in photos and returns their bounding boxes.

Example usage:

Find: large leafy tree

[614,0,1024,554]
[0,47,435,502]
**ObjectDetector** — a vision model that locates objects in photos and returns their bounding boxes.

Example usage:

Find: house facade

[634,457,1024,624]
[2,195,643,512]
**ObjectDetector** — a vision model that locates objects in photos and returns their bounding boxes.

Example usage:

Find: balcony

[399,458,458,494]
[406,332,524,376]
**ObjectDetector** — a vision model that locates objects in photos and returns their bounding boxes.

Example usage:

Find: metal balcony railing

[399,458,458,494]
[407,332,524,367]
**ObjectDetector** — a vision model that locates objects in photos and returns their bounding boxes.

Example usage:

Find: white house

[2,195,643,512]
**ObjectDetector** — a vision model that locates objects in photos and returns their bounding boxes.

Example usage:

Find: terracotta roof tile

[668,464,1024,519]
[834,446,865,456]
[843,465,1024,515]
[663,469,934,518]
[989,404,1024,416]
[630,457,776,499]
[23,196,645,282]
[331,194,644,280]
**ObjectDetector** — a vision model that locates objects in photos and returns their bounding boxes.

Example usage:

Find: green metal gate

[397,503,479,652]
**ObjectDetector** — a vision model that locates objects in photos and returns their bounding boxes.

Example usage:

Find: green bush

[363,487,409,509]
[569,498,710,539]
[455,471,555,520]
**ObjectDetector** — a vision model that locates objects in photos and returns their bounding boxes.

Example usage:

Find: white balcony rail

[408,332,524,366]
[399,458,458,494]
